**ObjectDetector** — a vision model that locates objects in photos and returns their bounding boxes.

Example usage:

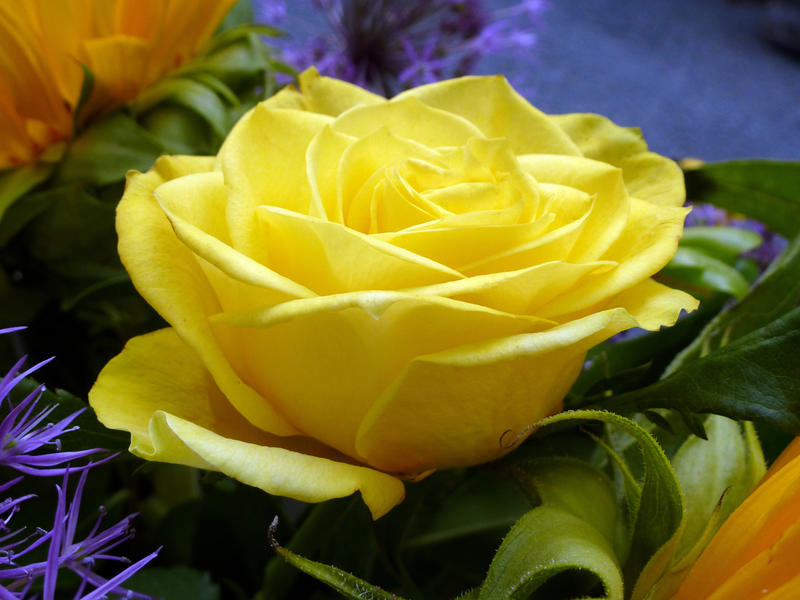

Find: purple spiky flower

[0,327,159,599]
[0,468,160,599]
[256,0,545,96]
[0,348,106,476]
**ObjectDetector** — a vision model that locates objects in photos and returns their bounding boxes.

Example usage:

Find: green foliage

[684,161,800,238]
[598,307,800,435]
[126,567,222,600]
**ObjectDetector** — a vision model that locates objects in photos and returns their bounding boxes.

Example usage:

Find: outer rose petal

[355,308,638,474]
[261,67,384,116]
[118,156,299,436]
[551,113,685,207]
[89,328,405,519]
[211,291,551,462]
[218,103,332,263]
[394,74,581,156]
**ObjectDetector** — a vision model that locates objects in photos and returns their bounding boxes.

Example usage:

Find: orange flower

[0,0,235,169]
[673,437,800,600]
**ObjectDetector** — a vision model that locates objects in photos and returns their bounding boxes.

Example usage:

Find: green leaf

[130,77,232,140]
[0,163,53,227]
[679,226,762,260]
[478,506,623,600]
[56,111,164,186]
[569,294,728,404]
[126,566,221,600]
[402,470,531,549]
[684,161,800,238]
[662,247,751,298]
[268,517,407,600]
[139,104,217,155]
[599,307,800,434]
[666,232,800,373]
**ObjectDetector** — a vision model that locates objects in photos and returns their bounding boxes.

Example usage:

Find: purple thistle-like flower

[0,348,105,477]
[0,327,158,599]
[1,468,159,600]
[257,0,545,96]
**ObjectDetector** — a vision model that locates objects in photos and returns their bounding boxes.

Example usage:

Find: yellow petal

[537,199,690,319]
[89,328,404,519]
[552,113,685,207]
[703,520,800,600]
[211,291,548,461]
[256,205,463,294]
[154,171,316,305]
[518,154,630,262]
[297,66,385,116]
[218,103,332,262]
[395,75,581,156]
[598,277,698,331]
[378,216,554,272]
[118,156,299,436]
[332,96,485,147]
[408,260,617,316]
[355,308,637,474]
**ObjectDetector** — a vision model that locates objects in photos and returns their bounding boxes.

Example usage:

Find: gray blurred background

[286,0,800,161]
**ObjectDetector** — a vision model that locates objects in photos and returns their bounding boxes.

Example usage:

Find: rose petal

[598,278,698,331]
[395,75,581,156]
[408,260,617,316]
[355,308,638,474]
[537,199,691,319]
[155,171,316,305]
[89,328,404,519]
[210,292,549,461]
[552,113,685,207]
[333,96,485,147]
[518,154,630,262]
[256,205,463,293]
[218,103,332,262]
[378,215,555,272]
[118,156,299,435]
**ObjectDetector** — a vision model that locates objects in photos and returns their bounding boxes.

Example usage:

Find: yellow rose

[90,68,698,519]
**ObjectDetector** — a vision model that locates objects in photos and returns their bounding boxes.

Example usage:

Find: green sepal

[480,410,684,600]
[684,160,800,238]
[478,506,623,600]
[506,458,623,558]
[402,470,531,549]
[599,306,800,434]
[670,416,765,559]
[268,517,407,600]
[72,63,96,130]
